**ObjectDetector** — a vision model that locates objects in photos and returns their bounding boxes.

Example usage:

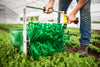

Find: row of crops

[0,23,100,67]
[66,28,100,53]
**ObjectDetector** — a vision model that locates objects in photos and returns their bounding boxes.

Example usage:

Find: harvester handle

[74,18,79,24]
[26,6,64,13]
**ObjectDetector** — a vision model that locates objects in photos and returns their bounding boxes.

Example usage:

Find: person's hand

[68,12,76,24]
[43,3,54,14]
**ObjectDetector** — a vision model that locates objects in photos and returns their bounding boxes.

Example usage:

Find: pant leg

[59,0,72,13]
[77,0,91,45]
[58,0,72,23]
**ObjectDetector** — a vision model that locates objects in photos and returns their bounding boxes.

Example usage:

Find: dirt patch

[93,43,100,48]
[97,38,100,40]
[88,48,100,62]
[65,46,100,62]
[95,30,100,34]
[0,27,9,33]
[65,46,79,53]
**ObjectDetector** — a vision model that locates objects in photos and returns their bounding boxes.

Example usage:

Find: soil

[88,48,100,62]
[0,27,9,33]
[97,38,100,40]
[65,46,79,53]
[93,43,100,48]
[0,27,100,62]
[95,30,100,40]
[95,30,100,34]
[65,46,100,62]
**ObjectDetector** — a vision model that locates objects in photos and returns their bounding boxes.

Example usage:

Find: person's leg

[58,0,72,23]
[79,0,91,46]
[77,0,91,56]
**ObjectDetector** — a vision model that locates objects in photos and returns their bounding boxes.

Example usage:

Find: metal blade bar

[26,6,63,13]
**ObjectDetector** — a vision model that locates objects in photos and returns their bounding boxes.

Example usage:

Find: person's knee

[80,8,90,22]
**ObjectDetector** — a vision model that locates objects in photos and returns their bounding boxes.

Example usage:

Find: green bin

[9,29,23,51]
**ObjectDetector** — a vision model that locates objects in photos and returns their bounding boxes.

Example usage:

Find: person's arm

[68,0,88,23]
[48,0,55,6]
[43,0,55,13]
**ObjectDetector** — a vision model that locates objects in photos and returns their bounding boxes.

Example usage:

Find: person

[43,0,91,57]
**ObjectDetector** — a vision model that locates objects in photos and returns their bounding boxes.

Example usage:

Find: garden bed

[0,24,100,67]
[0,24,100,61]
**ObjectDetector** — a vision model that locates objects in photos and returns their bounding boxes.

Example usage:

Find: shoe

[77,44,88,57]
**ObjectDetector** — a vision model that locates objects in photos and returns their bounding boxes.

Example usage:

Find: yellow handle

[64,14,79,24]
[64,14,68,24]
